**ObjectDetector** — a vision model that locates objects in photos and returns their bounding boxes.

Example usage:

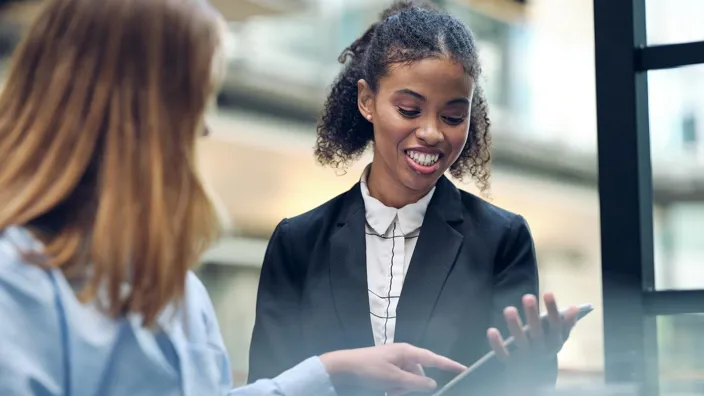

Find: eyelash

[397,108,420,118]
[397,107,466,126]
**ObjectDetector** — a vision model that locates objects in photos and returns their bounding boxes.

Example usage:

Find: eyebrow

[394,88,470,106]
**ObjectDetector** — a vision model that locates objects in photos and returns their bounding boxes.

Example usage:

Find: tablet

[431,304,594,396]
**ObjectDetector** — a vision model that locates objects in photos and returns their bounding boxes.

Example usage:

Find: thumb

[387,366,437,393]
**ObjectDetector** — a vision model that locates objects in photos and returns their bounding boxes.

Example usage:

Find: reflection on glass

[658,315,704,395]
[649,64,704,291]
[654,203,704,290]
[649,64,704,168]
[646,0,704,45]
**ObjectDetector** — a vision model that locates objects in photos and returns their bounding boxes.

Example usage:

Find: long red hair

[0,0,225,325]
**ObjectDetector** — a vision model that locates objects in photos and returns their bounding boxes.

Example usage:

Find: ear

[357,79,375,123]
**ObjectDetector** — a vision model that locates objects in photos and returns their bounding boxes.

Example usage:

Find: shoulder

[456,189,528,233]
[271,184,361,249]
[182,271,220,341]
[260,185,361,276]
[0,228,64,395]
[0,227,58,306]
[454,191,536,277]
[453,189,534,269]
[184,271,212,311]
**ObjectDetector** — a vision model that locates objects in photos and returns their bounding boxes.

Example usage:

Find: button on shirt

[360,166,435,346]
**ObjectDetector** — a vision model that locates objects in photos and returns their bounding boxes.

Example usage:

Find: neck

[366,160,433,209]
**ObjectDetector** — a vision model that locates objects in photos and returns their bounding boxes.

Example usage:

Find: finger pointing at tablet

[320,343,466,395]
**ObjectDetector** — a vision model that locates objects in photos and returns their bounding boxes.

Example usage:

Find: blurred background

[1,0,703,394]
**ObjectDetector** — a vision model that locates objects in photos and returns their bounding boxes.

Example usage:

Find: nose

[415,121,444,146]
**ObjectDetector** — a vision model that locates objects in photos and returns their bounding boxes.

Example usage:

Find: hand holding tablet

[488,292,581,361]
[432,293,594,396]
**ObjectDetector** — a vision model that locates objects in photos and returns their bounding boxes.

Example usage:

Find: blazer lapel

[329,184,375,348]
[395,176,464,346]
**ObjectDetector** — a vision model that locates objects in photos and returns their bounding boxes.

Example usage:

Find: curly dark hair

[314,0,492,192]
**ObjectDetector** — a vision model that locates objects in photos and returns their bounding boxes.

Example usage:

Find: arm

[234,343,465,396]
[230,357,336,396]
[491,215,557,390]
[0,239,63,396]
[187,272,335,396]
[248,219,305,383]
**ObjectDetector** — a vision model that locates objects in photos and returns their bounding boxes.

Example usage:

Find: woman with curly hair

[249,1,578,394]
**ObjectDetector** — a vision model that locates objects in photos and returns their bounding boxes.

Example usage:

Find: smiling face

[358,56,474,206]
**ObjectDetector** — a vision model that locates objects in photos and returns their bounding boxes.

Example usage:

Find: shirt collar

[359,164,435,236]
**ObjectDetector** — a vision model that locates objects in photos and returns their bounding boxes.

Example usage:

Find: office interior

[1,0,703,394]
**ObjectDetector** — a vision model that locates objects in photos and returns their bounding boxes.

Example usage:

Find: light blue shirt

[0,227,336,396]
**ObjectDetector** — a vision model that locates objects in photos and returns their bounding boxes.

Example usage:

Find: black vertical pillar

[593,0,655,392]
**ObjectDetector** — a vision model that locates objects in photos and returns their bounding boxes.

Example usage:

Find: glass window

[646,0,704,45]
[658,314,704,394]
[648,65,704,167]
[649,65,704,291]
[654,203,704,290]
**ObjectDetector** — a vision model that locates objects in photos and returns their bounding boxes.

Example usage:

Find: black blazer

[247,176,557,395]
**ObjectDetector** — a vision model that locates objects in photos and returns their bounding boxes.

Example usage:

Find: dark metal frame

[594,0,704,394]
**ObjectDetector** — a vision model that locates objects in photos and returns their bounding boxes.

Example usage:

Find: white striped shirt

[360,165,435,346]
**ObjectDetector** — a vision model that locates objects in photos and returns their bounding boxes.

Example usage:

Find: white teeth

[406,150,440,166]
